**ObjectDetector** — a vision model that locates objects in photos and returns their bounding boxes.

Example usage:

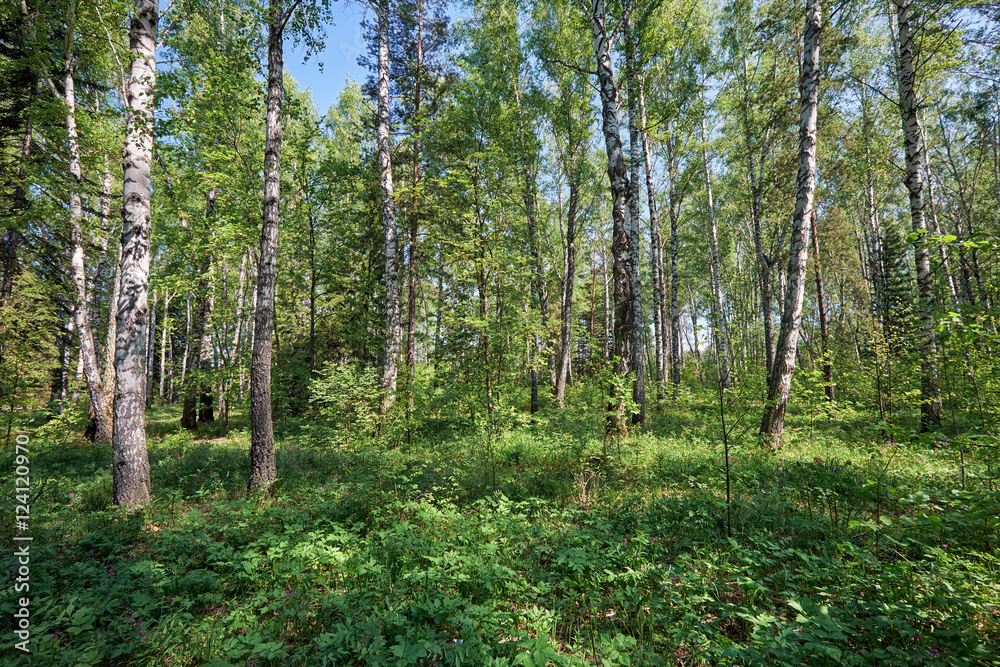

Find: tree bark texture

[810,211,833,405]
[739,61,775,375]
[378,0,401,412]
[555,81,583,407]
[63,2,114,443]
[556,169,577,408]
[760,0,821,446]
[702,116,731,388]
[666,139,682,387]
[588,0,636,436]
[639,79,667,395]
[405,0,424,389]
[248,0,285,492]
[894,0,942,429]
[625,19,646,424]
[113,0,157,509]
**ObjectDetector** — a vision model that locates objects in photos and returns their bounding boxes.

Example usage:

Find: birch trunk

[588,0,636,435]
[625,17,646,424]
[639,79,667,395]
[701,116,731,388]
[63,1,113,443]
[248,0,285,492]
[810,211,834,406]
[113,0,156,508]
[159,290,170,404]
[556,155,578,408]
[740,59,775,374]
[666,139,682,387]
[760,0,821,446]
[921,124,959,305]
[378,0,400,413]
[894,0,942,429]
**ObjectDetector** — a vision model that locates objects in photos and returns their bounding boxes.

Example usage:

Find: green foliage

[5,397,999,666]
[0,271,60,416]
[309,362,382,444]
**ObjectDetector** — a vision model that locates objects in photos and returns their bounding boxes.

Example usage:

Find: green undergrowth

[2,400,999,666]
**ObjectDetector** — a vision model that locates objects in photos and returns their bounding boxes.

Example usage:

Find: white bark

[587,0,638,435]
[701,115,731,389]
[248,0,286,492]
[113,0,157,508]
[893,0,941,429]
[760,0,821,446]
[378,0,401,413]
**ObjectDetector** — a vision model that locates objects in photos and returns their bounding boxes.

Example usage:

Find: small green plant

[309,361,382,444]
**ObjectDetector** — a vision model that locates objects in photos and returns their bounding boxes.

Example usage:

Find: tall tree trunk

[556,155,578,408]
[739,60,775,375]
[921,124,959,305]
[602,242,611,362]
[894,0,942,429]
[113,0,157,508]
[378,0,401,413]
[639,78,667,396]
[666,138,682,387]
[701,115,731,388]
[405,0,424,395]
[159,290,170,404]
[182,189,216,429]
[516,85,546,414]
[376,14,401,408]
[625,16,646,424]
[91,159,115,349]
[248,0,286,492]
[810,211,834,406]
[587,0,636,436]
[62,1,113,443]
[760,0,821,446]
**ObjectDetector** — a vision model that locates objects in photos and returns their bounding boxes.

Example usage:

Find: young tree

[532,1,593,408]
[113,0,157,508]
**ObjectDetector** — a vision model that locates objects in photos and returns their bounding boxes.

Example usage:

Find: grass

[1,388,998,666]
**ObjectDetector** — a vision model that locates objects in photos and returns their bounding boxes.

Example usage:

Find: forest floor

[2,392,999,666]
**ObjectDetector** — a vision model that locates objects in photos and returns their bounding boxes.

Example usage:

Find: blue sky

[285,3,372,117]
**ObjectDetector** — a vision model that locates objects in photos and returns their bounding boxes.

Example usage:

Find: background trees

[2,0,998,481]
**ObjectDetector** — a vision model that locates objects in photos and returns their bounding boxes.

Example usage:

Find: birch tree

[581,0,641,434]
[377,0,401,413]
[113,0,157,508]
[22,0,116,442]
[760,0,821,447]
[624,12,646,424]
[893,0,941,429]
[248,0,288,493]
